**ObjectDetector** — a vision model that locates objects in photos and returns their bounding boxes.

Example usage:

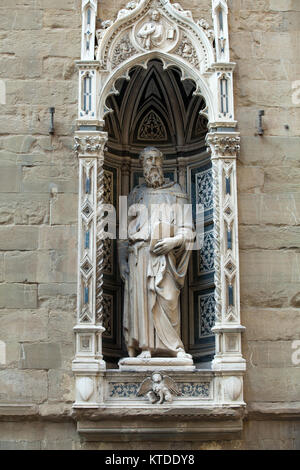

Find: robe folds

[121,182,194,356]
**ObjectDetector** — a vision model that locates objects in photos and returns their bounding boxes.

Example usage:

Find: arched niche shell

[223,376,242,401]
[77,377,94,402]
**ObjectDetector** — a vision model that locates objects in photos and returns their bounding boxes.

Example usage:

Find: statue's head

[150,9,160,21]
[152,373,162,383]
[139,147,164,188]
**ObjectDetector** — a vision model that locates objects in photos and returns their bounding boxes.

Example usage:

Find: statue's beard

[144,167,164,188]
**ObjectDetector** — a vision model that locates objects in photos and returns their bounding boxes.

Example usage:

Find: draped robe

[120,182,193,356]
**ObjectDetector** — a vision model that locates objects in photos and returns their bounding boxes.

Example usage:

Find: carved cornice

[207,62,236,73]
[76,60,102,70]
[206,132,240,158]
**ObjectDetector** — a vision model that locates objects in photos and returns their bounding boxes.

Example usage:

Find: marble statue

[137,9,165,50]
[118,147,194,367]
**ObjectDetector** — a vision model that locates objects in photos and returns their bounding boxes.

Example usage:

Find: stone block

[245,340,296,368]
[0,253,3,282]
[237,166,264,193]
[19,343,61,370]
[270,0,300,12]
[0,166,21,192]
[0,370,47,403]
[238,193,300,226]
[0,226,38,250]
[48,369,74,403]
[38,282,76,297]
[50,193,78,225]
[239,226,300,250]
[43,10,81,29]
[0,150,18,166]
[0,283,37,309]
[1,342,20,366]
[4,251,37,282]
[244,419,295,446]
[263,167,300,193]
[41,439,74,450]
[0,29,80,60]
[36,249,77,283]
[39,225,77,250]
[240,250,300,307]
[16,153,49,166]
[0,440,42,450]
[1,9,43,30]
[0,309,48,342]
[39,0,77,9]
[1,135,36,153]
[38,283,77,311]
[0,194,50,225]
[239,136,300,167]
[245,367,300,402]
[48,310,75,343]
[0,421,44,443]
[21,164,77,194]
[42,57,76,80]
[242,308,300,341]
[17,80,77,106]
[57,342,74,370]
[237,106,300,138]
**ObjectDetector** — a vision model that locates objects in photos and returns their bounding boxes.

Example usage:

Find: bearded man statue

[118,147,194,367]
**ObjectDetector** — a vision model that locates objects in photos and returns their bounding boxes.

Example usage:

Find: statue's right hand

[120,262,129,282]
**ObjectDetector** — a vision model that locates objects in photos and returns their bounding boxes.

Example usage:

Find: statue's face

[151,10,160,21]
[152,373,162,383]
[142,149,164,188]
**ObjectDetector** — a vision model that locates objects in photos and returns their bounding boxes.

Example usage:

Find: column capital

[74,131,108,158]
[206,131,240,159]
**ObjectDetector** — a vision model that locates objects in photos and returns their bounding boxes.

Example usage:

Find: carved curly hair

[139,147,164,165]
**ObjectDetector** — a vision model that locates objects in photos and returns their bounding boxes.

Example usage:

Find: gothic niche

[102,59,215,366]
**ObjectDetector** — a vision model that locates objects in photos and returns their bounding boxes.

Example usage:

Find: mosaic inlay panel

[102,238,113,275]
[102,293,113,338]
[198,228,214,275]
[108,382,211,398]
[103,169,114,205]
[195,168,213,212]
[179,383,210,398]
[109,383,139,398]
[198,293,216,337]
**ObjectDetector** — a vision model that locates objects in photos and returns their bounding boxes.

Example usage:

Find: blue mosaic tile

[179,383,210,398]
[109,383,139,398]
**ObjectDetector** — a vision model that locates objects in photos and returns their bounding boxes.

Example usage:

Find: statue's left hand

[153,237,178,255]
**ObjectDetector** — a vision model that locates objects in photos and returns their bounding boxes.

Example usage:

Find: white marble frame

[73,0,246,413]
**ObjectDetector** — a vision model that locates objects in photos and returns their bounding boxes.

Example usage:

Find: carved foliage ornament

[74,135,107,155]
[138,110,167,141]
[206,134,240,156]
[197,19,215,43]
[111,34,139,69]
[174,34,199,68]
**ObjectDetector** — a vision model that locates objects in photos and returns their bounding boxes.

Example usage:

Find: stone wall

[0,0,299,450]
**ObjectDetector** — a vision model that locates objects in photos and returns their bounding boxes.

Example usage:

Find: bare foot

[137,350,151,359]
[177,349,192,359]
